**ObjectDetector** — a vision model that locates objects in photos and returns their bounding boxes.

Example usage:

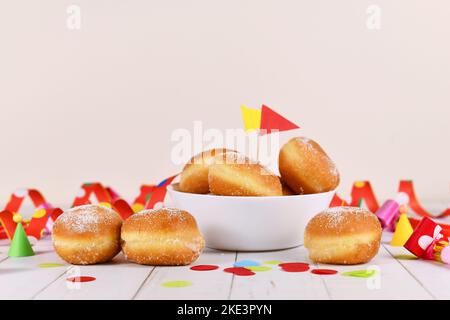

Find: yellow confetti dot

[354,181,366,188]
[12,214,22,223]
[132,203,145,213]
[38,263,65,268]
[245,266,272,272]
[32,209,47,219]
[99,202,112,208]
[162,280,192,288]
[263,260,282,265]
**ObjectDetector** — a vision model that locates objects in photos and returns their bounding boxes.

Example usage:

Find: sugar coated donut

[52,204,123,265]
[179,148,236,194]
[121,208,205,265]
[208,154,282,196]
[281,180,295,196]
[304,207,382,265]
[279,137,339,194]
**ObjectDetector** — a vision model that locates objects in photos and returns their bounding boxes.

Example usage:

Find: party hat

[390,212,414,247]
[8,215,35,257]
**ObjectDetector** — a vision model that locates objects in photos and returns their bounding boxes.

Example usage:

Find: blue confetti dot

[234,260,260,267]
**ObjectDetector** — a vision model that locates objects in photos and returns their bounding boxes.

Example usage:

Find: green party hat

[8,221,35,257]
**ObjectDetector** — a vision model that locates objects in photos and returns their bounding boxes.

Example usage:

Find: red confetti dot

[190,265,219,271]
[66,276,96,283]
[224,267,255,276]
[280,265,309,272]
[311,269,338,275]
[279,262,309,268]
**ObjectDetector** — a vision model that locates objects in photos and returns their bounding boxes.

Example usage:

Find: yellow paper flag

[240,105,261,132]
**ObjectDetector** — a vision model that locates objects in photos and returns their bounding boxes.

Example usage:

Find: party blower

[375,192,409,231]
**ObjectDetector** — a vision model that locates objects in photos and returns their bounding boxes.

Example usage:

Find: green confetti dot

[263,260,282,265]
[162,280,192,288]
[342,270,376,278]
[38,263,65,268]
[394,254,418,260]
[245,266,272,272]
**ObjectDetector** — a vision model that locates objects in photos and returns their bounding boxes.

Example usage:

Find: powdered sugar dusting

[56,204,120,233]
[132,207,189,222]
[295,136,311,145]
[317,206,378,228]
[295,136,339,179]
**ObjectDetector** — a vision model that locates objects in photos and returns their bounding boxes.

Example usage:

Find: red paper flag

[259,105,300,135]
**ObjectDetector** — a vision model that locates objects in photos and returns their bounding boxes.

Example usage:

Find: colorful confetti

[66,276,96,283]
[263,260,282,265]
[224,267,255,276]
[342,270,377,278]
[245,266,272,272]
[234,260,260,267]
[279,262,310,272]
[311,269,338,275]
[162,280,193,288]
[190,265,219,271]
[394,254,418,260]
[38,263,64,268]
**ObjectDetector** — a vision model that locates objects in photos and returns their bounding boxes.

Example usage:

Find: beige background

[0,0,448,206]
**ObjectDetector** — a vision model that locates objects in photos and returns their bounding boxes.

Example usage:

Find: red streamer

[0,179,447,241]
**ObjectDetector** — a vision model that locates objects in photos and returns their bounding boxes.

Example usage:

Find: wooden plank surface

[0,231,447,299]
[318,245,432,300]
[230,247,329,300]
[134,249,236,300]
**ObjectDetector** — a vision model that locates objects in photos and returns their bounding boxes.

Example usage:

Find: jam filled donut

[121,208,205,265]
[52,204,123,265]
[208,154,282,196]
[179,148,236,194]
[304,207,382,265]
[279,137,339,194]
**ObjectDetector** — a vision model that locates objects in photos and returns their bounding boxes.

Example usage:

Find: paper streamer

[0,175,178,240]
[331,180,449,219]
[1,179,447,241]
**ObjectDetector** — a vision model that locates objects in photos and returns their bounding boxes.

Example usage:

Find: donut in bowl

[279,137,339,194]
[208,153,282,196]
[179,148,236,194]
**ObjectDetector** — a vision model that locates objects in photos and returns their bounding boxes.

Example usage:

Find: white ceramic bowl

[167,184,335,251]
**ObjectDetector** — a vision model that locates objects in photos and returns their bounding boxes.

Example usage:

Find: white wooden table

[0,231,449,300]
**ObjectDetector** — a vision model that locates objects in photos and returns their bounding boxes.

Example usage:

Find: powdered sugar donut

[52,204,123,265]
[121,208,205,265]
[304,207,382,265]
[208,161,282,196]
[279,137,339,194]
[179,148,237,194]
